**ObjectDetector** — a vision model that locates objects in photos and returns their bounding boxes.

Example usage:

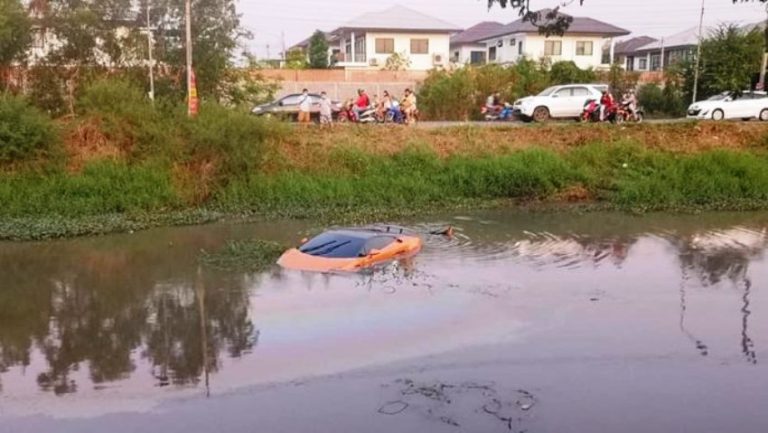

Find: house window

[626,56,635,71]
[410,38,429,54]
[638,57,648,70]
[489,46,497,62]
[650,53,661,71]
[576,41,593,56]
[375,38,394,54]
[470,51,486,65]
[509,38,516,46]
[544,40,562,56]
[452,51,460,62]
[518,41,523,55]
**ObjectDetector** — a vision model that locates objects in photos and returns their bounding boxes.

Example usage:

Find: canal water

[1,211,767,433]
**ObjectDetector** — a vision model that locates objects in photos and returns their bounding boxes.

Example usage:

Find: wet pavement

[1,211,767,432]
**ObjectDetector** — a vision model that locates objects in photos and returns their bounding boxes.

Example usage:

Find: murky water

[1,211,767,433]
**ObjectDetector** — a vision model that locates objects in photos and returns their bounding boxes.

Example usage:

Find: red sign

[188,69,199,117]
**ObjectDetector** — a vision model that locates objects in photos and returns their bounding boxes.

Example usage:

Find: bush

[183,103,283,179]
[637,83,665,115]
[0,94,57,163]
[76,77,177,158]
[550,61,596,85]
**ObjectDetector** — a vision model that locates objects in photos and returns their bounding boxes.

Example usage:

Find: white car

[513,84,608,122]
[687,91,768,121]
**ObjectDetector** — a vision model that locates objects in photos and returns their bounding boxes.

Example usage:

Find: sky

[239,0,767,59]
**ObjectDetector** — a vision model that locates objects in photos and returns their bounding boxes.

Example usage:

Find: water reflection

[0,214,766,400]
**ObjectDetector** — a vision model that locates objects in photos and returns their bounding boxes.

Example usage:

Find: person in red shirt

[353,88,370,119]
[599,90,616,121]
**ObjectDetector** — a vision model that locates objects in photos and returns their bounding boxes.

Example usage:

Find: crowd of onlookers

[295,88,418,126]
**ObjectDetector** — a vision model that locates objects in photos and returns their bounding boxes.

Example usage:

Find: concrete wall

[257,69,428,101]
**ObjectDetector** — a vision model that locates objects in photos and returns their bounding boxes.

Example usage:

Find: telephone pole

[145,0,155,102]
[185,0,196,116]
[759,3,768,90]
[692,0,705,103]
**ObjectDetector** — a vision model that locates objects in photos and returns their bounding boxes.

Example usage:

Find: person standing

[401,88,418,124]
[319,91,333,128]
[298,88,312,124]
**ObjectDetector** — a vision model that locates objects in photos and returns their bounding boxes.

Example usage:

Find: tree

[694,24,763,97]
[487,0,585,35]
[384,52,411,71]
[308,30,329,69]
[0,0,32,77]
[284,48,308,69]
[732,0,768,87]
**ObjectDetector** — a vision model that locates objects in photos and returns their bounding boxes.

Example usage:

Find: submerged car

[251,93,342,120]
[513,83,609,122]
[277,228,422,273]
[687,91,768,121]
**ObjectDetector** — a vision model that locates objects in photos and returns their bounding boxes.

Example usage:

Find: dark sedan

[251,93,342,120]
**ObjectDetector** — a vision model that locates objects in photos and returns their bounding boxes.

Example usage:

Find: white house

[477,10,630,69]
[296,6,461,71]
[449,21,505,65]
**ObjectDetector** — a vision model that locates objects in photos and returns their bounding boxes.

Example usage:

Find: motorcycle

[482,103,515,121]
[338,104,377,124]
[614,103,645,124]
[580,99,620,123]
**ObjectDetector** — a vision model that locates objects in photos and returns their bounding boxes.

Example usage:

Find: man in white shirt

[297,88,311,124]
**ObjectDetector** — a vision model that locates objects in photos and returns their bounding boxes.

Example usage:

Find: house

[291,6,461,70]
[611,36,657,71]
[626,21,765,72]
[449,21,505,65]
[476,10,630,69]
[629,27,699,72]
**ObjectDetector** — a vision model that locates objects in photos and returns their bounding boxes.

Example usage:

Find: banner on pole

[188,68,199,117]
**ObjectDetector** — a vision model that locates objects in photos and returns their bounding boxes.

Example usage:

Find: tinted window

[572,87,590,97]
[299,231,369,258]
[280,95,301,106]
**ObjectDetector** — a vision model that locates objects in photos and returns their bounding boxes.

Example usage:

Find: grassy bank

[3,94,768,241]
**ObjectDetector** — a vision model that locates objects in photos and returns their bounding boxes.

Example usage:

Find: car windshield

[707,92,731,101]
[537,86,559,97]
[299,230,395,258]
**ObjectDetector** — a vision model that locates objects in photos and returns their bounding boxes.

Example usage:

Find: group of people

[343,88,419,124]
[295,87,418,126]
[597,89,638,121]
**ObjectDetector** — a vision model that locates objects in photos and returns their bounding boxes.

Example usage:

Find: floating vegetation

[200,240,285,273]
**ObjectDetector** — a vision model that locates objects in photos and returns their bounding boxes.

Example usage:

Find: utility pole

[185,0,197,116]
[692,0,705,103]
[281,31,286,66]
[145,0,155,102]
[759,3,768,90]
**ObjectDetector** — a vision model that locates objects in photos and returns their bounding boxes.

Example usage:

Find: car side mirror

[278,101,284,106]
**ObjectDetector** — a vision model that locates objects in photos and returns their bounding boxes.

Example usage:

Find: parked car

[687,91,768,121]
[513,84,609,122]
[251,93,342,120]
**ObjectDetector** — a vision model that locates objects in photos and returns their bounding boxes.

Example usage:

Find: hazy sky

[239,0,767,58]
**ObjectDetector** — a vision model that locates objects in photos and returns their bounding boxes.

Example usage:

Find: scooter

[615,103,645,124]
[338,104,377,124]
[482,103,514,121]
[581,99,620,123]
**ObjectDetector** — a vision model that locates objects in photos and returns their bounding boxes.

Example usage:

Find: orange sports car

[277,228,423,273]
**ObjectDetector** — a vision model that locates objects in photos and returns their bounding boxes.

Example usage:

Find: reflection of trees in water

[674,228,765,364]
[0,240,258,395]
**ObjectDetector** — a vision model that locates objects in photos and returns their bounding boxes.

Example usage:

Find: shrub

[550,61,597,85]
[0,94,57,163]
[637,83,665,115]
[182,103,284,179]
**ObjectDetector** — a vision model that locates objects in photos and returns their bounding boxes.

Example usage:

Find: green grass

[5,140,768,240]
[0,161,179,218]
